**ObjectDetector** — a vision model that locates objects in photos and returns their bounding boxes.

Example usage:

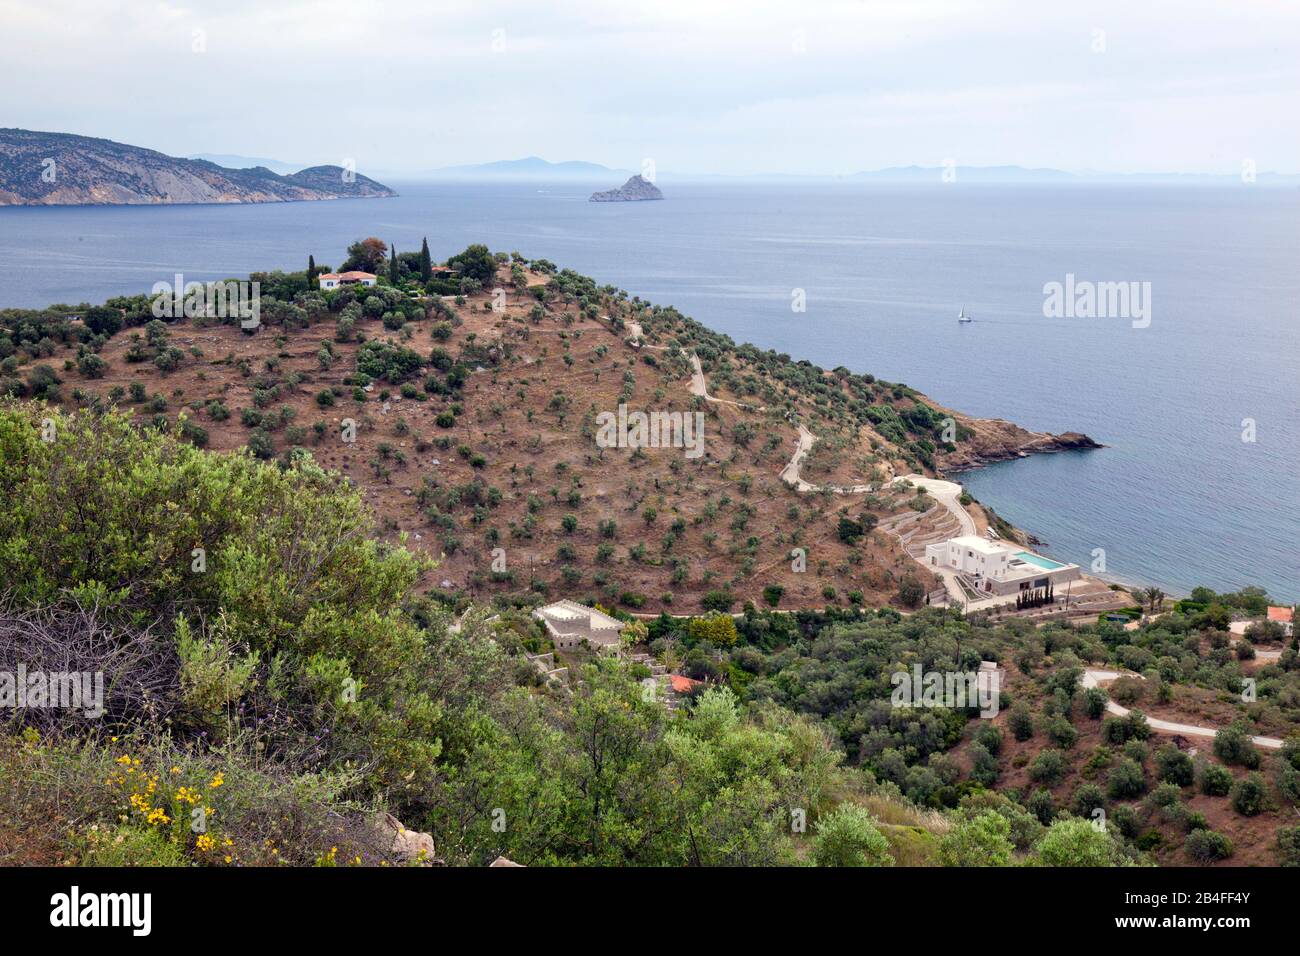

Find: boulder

[375,812,439,864]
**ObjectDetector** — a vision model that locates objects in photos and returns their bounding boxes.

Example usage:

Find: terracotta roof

[669,674,702,694]
[1267,606,1294,624]
[318,271,376,281]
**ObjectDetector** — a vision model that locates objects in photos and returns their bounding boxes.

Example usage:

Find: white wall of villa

[318,271,377,290]
[925,535,1080,596]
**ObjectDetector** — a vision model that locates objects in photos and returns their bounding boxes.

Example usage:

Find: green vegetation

[2,241,1297,869]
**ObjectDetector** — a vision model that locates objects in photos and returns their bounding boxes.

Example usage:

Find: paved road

[1081,669,1283,749]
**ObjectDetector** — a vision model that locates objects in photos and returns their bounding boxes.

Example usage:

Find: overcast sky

[2,0,1297,176]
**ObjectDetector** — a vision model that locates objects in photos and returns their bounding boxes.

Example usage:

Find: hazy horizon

[3,0,1298,178]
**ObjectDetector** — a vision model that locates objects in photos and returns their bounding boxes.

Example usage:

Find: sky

[2,0,1297,177]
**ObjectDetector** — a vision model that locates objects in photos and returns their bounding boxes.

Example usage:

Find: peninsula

[0,128,396,205]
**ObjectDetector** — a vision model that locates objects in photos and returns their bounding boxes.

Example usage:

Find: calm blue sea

[2,181,1296,600]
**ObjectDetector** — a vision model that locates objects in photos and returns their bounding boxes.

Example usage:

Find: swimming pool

[1015,551,1065,571]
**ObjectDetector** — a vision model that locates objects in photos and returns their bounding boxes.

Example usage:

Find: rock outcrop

[934,406,1102,471]
[0,128,396,205]
[589,174,663,202]
[372,812,440,865]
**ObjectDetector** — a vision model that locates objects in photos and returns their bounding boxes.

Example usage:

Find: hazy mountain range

[0,130,396,205]
[5,131,1296,198]
[409,157,1299,185]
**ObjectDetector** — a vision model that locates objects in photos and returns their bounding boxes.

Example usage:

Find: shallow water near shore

[2,180,1296,600]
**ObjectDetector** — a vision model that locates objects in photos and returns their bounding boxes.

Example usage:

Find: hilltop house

[1267,606,1294,636]
[925,535,1080,596]
[318,271,377,290]
[533,600,624,652]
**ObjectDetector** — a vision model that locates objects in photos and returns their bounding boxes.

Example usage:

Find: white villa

[532,600,624,651]
[925,535,1081,597]
[318,271,377,290]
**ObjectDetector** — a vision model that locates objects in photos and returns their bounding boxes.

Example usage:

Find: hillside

[0,243,1101,614]
[0,129,396,205]
[1,243,1297,871]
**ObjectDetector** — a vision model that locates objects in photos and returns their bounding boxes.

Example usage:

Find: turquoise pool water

[1016,551,1065,570]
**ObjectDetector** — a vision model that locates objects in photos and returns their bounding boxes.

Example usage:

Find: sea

[2,179,1296,601]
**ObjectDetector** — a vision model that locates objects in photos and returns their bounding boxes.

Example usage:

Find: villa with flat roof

[532,600,624,651]
[925,535,1081,596]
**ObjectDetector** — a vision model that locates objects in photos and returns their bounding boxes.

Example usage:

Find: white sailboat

[957,306,973,323]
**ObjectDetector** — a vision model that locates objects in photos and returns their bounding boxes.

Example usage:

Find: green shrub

[75,824,188,867]
[1199,763,1234,797]
[812,806,893,867]
[937,811,1013,867]
[1035,817,1124,867]
[1185,829,1233,864]
[1008,706,1034,742]
[1230,773,1267,816]
[1277,826,1300,867]
[1213,723,1261,769]
[1154,745,1194,787]
[1072,783,1106,819]
[1107,758,1146,799]
[1029,749,1069,786]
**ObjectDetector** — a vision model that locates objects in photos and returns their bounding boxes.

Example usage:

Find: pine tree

[419,237,432,282]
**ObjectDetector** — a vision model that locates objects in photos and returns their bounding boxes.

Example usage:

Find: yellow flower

[195,834,215,852]
[208,772,224,789]
[146,807,170,825]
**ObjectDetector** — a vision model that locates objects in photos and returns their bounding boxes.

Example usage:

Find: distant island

[186,153,306,176]
[0,129,396,206]
[590,174,664,202]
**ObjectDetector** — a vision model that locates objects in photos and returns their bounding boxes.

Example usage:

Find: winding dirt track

[1081,669,1283,749]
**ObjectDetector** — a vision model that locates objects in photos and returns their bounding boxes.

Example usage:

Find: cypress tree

[307,254,317,286]
[419,237,432,282]
[389,242,399,282]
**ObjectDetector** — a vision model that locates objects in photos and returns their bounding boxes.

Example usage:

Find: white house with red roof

[318,271,377,290]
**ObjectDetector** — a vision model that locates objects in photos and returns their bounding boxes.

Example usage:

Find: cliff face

[0,129,396,205]
[590,174,663,202]
[930,403,1101,471]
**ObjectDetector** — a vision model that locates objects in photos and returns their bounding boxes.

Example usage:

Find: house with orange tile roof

[1267,605,1294,635]
[318,271,377,290]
